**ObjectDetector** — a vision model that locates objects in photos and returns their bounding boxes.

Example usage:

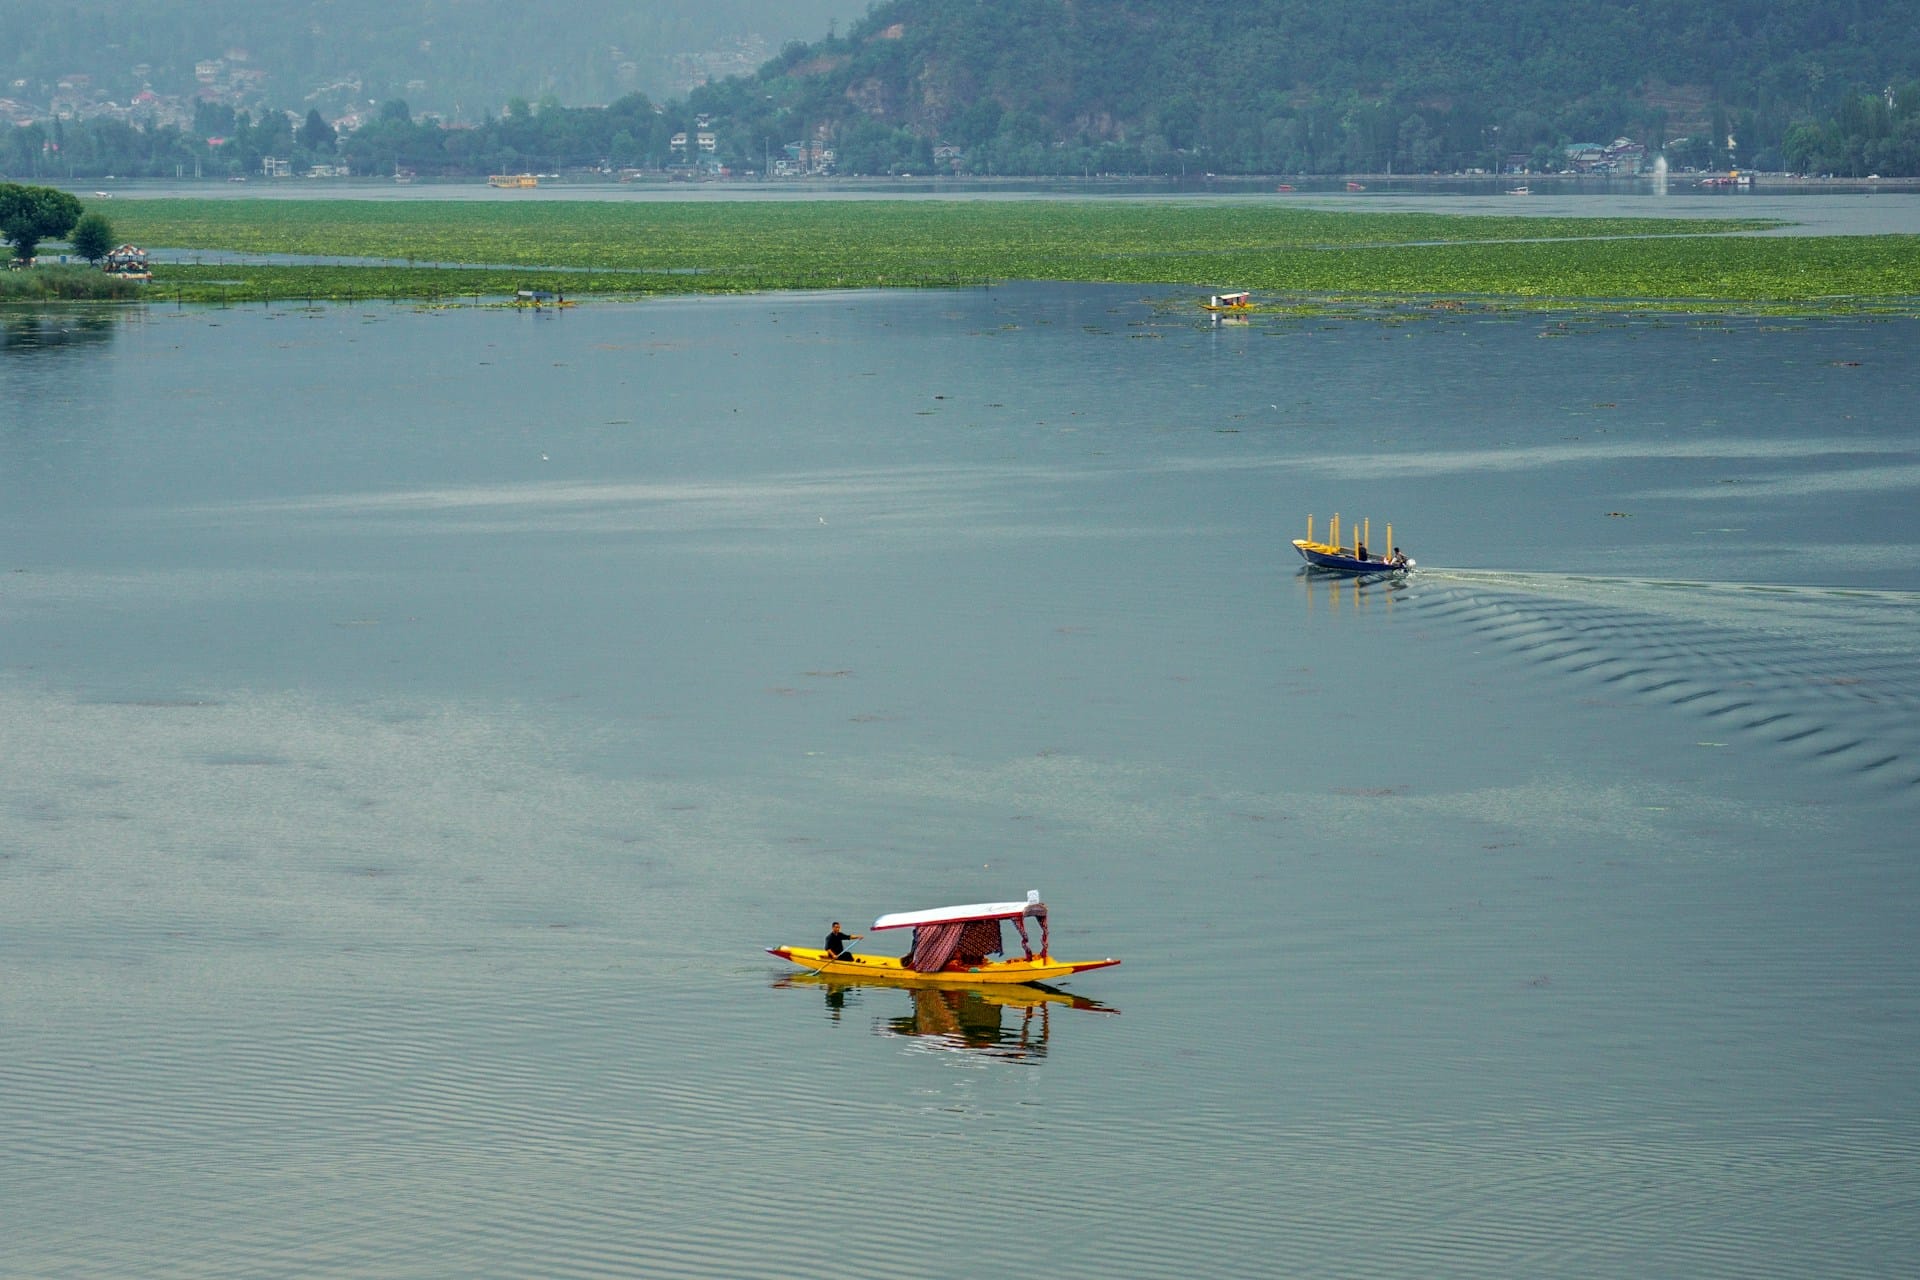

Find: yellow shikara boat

[1202,290,1253,312]
[767,890,1119,987]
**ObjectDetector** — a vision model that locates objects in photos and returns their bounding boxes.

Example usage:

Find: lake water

[4,282,1919,1278]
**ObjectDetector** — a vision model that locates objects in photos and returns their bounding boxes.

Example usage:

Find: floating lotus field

[105,198,1920,314]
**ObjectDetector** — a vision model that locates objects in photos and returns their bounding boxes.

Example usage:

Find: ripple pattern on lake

[19,969,1917,1278]
[9,290,1920,1280]
[6,981,943,1279]
[1411,571,1920,799]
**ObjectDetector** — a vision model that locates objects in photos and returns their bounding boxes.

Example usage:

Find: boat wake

[1408,569,1920,801]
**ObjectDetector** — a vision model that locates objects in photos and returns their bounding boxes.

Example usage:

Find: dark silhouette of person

[824,922,861,959]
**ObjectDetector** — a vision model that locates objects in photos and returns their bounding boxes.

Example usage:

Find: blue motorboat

[1291,514,1412,575]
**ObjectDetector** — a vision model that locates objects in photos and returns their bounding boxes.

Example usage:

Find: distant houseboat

[103,244,151,281]
[489,173,538,188]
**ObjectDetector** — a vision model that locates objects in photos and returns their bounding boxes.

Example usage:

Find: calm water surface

[4,284,1919,1277]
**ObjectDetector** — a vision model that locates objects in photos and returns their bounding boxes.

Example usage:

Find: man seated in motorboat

[1387,546,1408,568]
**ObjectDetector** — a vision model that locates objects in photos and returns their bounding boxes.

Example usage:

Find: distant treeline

[8,81,1918,181]
[0,95,689,181]
[6,0,1920,182]
[1780,90,1920,177]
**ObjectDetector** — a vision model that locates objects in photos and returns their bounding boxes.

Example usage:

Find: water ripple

[1412,572,1920,799]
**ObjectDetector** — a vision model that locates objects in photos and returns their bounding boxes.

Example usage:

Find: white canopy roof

[872,890,1043,931]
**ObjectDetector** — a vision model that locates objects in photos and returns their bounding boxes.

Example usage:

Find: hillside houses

[1562,137,1649,173]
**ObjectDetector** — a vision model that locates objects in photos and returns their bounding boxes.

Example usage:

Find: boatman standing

[824,922,861,959]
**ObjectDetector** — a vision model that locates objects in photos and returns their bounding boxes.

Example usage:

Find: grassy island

[87,198,1920,313]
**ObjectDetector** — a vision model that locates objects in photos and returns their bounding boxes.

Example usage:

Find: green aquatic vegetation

[106,198,1920,312]
[146,265,579,305]
[0,264,150,301]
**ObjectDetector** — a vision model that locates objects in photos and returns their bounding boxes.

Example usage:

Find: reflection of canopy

[872,891,1050,973]
[889,988,1048,1058]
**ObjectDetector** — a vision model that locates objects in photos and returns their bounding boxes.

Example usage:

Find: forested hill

[7,0,1918,178]
[692,0,1920,175]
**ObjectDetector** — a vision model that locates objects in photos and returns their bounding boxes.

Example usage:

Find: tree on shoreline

[69,210,114,264]
[0,182,83,264]
[299,108,337,153]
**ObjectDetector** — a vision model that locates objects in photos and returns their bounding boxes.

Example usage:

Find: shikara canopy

[872,891,1045,932]
[871,892,1051,974]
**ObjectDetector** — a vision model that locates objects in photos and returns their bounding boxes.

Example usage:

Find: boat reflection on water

[1297,563,1412,614]
[774,975,1117,1061]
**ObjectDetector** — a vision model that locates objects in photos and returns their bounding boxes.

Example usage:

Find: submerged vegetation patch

[95,198,1920,313]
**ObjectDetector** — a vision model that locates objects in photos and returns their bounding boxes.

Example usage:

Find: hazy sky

[5,1,879,109]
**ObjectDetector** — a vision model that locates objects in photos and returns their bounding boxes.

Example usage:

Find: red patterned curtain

[907,919,1006,972]
[908,922,965,972]
[957,919,1003,963]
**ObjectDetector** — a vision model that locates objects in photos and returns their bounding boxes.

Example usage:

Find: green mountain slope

[689,0,1920,174]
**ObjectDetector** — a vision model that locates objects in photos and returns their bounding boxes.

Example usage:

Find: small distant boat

[489,173,538,188]
[1203,290,1253,312]
[1291,513,1413,575]
[767,890,1119,987]
[1275,183,1296,192]
[1346,181,1367,191]
[1506,185,1530,195]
